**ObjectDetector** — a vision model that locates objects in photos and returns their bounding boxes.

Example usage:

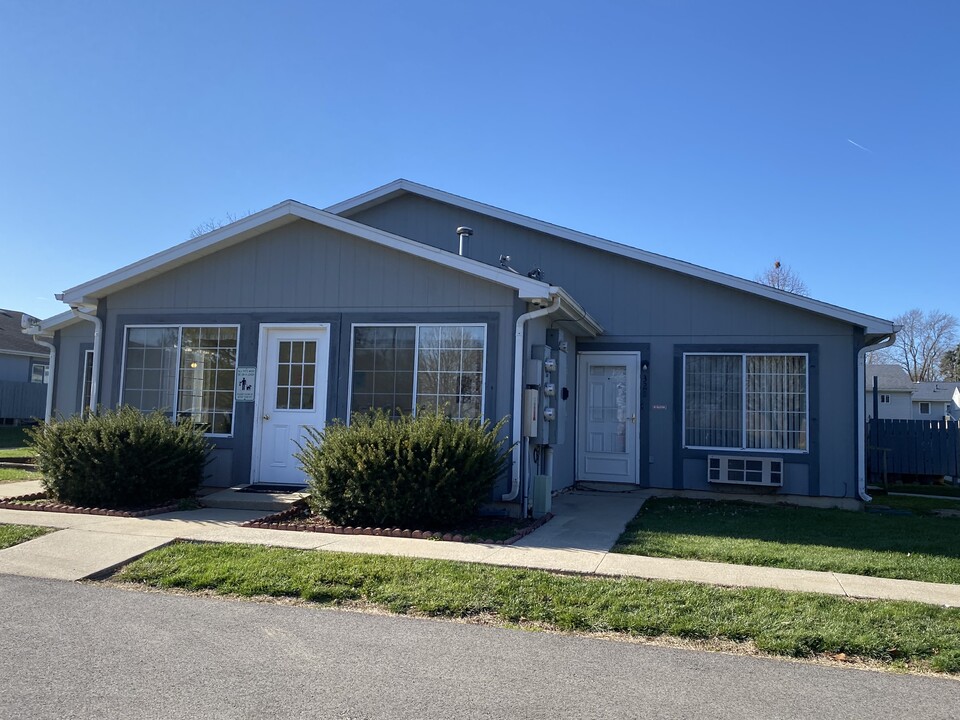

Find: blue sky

[1,1,956,322]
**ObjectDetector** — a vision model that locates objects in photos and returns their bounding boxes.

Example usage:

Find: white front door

[576,353,640,484]
[253,325,330,485]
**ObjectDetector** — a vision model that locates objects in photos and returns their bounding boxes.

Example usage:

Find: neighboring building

[0,308,49,424]
[27,180,897,510]
[865,364,960,421]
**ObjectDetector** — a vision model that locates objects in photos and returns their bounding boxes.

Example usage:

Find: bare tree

[755,259,809,296]
[878,308,959,381]
[189,211,251,239]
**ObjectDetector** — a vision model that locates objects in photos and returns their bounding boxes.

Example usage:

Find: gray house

[865,364,960,421]
[27,180,897,511]
[0,308,50,424]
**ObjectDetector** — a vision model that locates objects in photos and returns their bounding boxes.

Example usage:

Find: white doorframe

[575,351,641,484]
[250,322,330,485]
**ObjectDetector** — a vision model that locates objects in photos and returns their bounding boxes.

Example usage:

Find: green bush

[27,407,210,509]
[297,409,511,528]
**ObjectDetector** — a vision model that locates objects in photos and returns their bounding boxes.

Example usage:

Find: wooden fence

[0,380,46,422]
[867,418,960,480]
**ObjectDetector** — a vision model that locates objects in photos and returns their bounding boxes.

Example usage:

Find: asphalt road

[0,574,956,719]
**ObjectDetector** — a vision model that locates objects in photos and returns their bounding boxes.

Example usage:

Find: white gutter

[857,333,897,502]
[30,336,56,423]
[502,296,563,503]
[70,304,102,415]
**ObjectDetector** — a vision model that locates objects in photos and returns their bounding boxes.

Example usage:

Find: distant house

[0,308,49,424]
[27,180,898,509]
[865,364,960,421]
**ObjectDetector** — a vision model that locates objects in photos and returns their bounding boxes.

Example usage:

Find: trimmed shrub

[27,407,210,509]
[297,409,511,528]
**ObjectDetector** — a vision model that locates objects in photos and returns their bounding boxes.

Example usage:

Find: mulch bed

[0,491,183,518]
[243,500,553,545]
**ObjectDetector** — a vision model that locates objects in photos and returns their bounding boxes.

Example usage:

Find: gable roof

[0,309,49,356]
[56,200,602,337]
[910,382,960,403]
[865,364,913,390]
[327,179,898,338]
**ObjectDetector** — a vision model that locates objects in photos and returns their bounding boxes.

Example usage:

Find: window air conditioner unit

[708,455,783,487]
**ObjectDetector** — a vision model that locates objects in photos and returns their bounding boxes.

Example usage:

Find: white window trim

[119,324,240,438]
[919,402,931,415]
[81,349,94,413]
[682,352,810,454]
[347,322,488,421]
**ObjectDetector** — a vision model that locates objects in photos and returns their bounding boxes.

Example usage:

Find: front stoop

[200,486,308,513]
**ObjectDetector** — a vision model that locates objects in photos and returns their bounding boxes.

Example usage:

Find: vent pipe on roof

[457,226,473,257]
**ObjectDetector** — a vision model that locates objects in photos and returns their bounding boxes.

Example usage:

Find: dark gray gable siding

[92,220,516,487]
[347,194,862,499]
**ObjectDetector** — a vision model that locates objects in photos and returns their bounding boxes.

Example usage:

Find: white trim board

[58,201,556,306]
[327,179,897,337]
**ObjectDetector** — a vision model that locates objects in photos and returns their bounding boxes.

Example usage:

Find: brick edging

[242,502,554,545]
[0,492,182,518]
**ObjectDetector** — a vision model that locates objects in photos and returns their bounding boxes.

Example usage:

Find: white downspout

[31,336,56,423]
[857,333,897,502]
[502,296,562,503]
[71,304,102,415]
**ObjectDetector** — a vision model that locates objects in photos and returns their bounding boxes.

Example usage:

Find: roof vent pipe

[457,226,473,257]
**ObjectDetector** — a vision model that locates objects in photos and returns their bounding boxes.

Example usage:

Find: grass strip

[115,541,960,674]
[613,498,960,585]
[0,523,52,550]
[886,483,960,498]
[876,494,960,516]
[0,467,41,484]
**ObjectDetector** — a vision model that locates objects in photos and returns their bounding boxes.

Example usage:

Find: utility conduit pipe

[31,336,56,423]
[502,296,562,503]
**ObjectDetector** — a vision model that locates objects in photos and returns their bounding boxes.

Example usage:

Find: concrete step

[200,486,308,513]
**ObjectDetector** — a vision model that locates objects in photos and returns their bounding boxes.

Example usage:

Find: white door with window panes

[254,325,329,485]
[576,353,640,484]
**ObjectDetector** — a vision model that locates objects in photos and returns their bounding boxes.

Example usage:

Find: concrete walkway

[1,485,959,607]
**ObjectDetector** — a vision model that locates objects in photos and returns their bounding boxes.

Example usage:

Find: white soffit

[327,179,897,336]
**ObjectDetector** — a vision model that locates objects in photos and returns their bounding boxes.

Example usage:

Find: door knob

[263,414,270,421]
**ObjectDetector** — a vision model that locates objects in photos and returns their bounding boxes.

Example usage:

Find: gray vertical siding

[53,322,95,418]
[346,194,866,499]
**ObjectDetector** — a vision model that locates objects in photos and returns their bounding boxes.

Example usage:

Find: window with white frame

[684,353,808,452]
[919,401,930,415]
[31,363,49,384]
[350,324,485,419]
[880,394,891,404]
[81,350,94,414]
[121,325,238,435]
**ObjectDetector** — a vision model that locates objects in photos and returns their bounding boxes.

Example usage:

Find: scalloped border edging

[242,501,553,545]
[0,492,182,518]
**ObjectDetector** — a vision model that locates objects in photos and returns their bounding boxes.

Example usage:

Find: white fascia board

[328,180,896,336]
[21,310,80,337]
[59,200,554,306]
[0,348,49,358]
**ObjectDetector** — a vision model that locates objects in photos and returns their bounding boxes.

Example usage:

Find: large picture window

[121,325,238,435]
[684,353,807,452]
[350,324,485,420]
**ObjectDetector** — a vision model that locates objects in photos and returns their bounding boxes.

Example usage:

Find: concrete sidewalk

[1,488,959,607]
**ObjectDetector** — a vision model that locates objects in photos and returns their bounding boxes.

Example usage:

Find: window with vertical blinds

[683,353,808,452]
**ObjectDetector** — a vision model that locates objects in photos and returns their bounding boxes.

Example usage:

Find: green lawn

[875,494,960,516]
[0,523,52,550]
[612,498,960,585]
[885,483,960,498]
[0,447,35,459]
[0,467,41,484]
[114,541,960,673]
